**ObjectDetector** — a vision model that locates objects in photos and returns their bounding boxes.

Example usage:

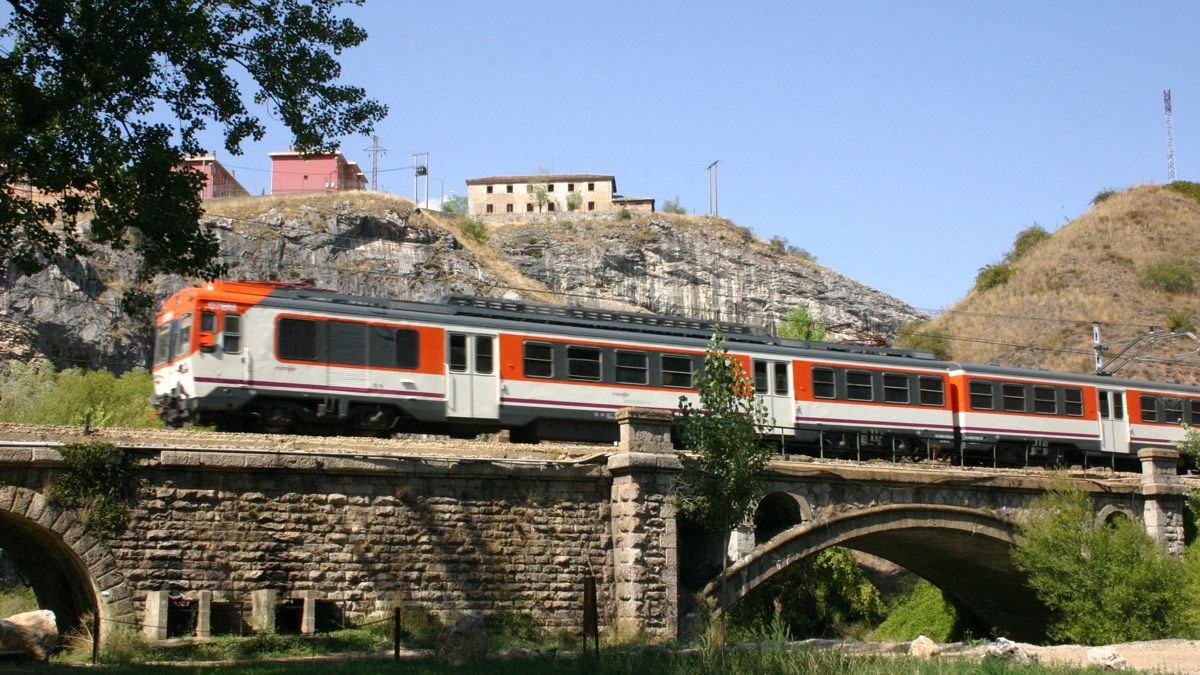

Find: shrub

[565,191,582,212]
[616,208,632,220]
[1008,224,1050,262]
[441,194,467,214]
[974,263,1013,292]
[1091,188,1119,205]
[1167,180,1200,204]
[99,626,149,665]
[52,441,136,533]
[868,579,965,642]
[484,609,544,649]
[779,306,827,342]
[456,216,488,241]
[1140,257,1194,293]
[1168,310,1196,334]
[0,362,161,428]
[894,321,952,360]
[393,605,444,649]
[1012,483,1198,644]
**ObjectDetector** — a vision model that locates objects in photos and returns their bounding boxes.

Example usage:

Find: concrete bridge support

[1139,448,1186,554]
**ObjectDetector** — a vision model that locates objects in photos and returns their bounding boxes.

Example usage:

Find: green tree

[1012,483,1197,644]
[779,305,827,342]
[662,195,686,214]
[526,169,550,212]
[441,194,467,215]
[675,329,773,642]
[1,0,386,285]
[565,191,582,212]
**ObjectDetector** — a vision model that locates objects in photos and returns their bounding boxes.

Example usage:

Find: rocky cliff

[0,191,923,371]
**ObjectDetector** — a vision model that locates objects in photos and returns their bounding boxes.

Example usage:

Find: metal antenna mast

[706,160,719,217]
[364,135,387,191]
[1165,89,1177,182]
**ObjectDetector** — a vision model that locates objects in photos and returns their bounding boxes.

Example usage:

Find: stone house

[466,174,655,217]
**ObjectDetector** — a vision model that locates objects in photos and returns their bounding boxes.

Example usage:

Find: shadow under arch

[705,503,1050,642]
[0,486,134,633]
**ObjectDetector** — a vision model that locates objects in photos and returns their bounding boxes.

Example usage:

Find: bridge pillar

[1139,448,1185,554]
[727,525,755,563]
[610,408,682,642]
[143,590,169,640]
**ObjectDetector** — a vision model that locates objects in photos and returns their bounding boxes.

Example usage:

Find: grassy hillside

[900,184,1200,385]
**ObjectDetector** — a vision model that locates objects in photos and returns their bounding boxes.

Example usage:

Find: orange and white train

[152,281,1199,467]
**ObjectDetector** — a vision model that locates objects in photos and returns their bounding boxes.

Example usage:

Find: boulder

[986,637,1036,665]
[1086,646,1130,670]
[435,612,487,665]
[0,609,57,661]
[909,635,940,659]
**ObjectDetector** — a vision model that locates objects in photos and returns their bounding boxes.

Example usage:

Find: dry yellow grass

[916,184,1200,384]
[203,189,415,221]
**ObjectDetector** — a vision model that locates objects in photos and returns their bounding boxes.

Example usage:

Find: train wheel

[260,405,299,434]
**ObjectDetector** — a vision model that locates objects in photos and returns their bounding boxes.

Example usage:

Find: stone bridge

[0,410,1186,644]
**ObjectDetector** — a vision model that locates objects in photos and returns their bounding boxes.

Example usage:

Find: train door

[1098,389,1130,454]
[445,333,499,420]
[753,359,794,435]
[198,310,247,382]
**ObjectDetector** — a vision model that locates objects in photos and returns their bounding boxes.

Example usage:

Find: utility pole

[364,135,387,191]
[412,152,429,205]
[1165,89,1177,182]
[706,160,719,217]
[436,178,444,209]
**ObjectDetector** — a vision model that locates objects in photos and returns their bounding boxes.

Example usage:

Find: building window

[547,202,555,212]
[486,185,493,194]
[567,183,575,191]
[506,185,513,193]
[506,204,513,213]
[588,182,595,191]
[486,204,493,214]
[547,184,554,192]
[526,203,534,212]
[588,201,595,211]
[616,350,648,385]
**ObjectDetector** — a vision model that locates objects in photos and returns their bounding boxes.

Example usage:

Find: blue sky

[199,2,1200,312]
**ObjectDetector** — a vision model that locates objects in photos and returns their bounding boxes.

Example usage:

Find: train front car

[152,282,272,427]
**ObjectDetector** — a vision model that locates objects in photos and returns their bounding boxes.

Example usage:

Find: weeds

[974,263,1013,292]
[1140,256,1194,293]
[1091,188,1119,205]
[0,584,37,617]
[457,216,488,241]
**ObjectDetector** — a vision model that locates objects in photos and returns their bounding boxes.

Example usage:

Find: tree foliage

[674,329,772,533]
[0,0,386,283]
[0,361,161,427]
[662,195,686,214]
[779,305,827,342]
[440,194,467,215]
[53,441,137,533]
[1012,483,1199,644]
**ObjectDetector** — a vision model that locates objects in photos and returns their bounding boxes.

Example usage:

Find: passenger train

[152,281,1199,468]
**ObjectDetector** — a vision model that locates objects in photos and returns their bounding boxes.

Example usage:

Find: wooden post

[91,612,100,664]
[393,607,401,661]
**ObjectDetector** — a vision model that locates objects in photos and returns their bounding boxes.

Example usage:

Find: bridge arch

[0,486,134,633]
[706,503,1050,642]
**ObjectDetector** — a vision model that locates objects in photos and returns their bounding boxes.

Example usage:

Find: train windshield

[153,323,172,366]
[153,313,193,366]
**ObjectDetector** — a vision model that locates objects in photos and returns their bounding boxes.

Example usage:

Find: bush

[1167,181,1200,204]
[1141,257,1195,293]
[99,626,149,665]
[441,194,467,214]
[1168,310,1196,334]
[616,208,632,220]
[1012,484,1199,644]
[484,609,544,649]
[1008,225,1050,262]
[457,216,488,241]
[0,362,161,428]
[974,263,1013,292]
[894,321,952,360]
[565,191,582,212]
[393,605,444,649]
[779,306,827,342]
[662,196,686,214]
[1091,188,1119,205]
[52,441,136,533]
[868,579,965,642]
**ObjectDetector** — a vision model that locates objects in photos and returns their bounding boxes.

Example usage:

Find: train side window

[969,380,993,410]
[661,355,693,388]
[812,368,836,399]
[222,314,242,353]
[154,323,172,365]
[1034,386,1058,414]
[1141,395,1158,423]
[1191,399,1200,425]
[367,325,395,367]
[475,336,494,374]
[918,376,944,406]
[1064,388,1083,416]
[1164,397,1184,424]
[774,363,790,396]
[754,361,769,394]
[524,342,554,378]
[846,370,873,401]
[883,373,909,404]
[615,350,648,385]
[567,346,602,381]
[449,334,468,372]
[328,321,367,366]
[173,313,192,360]
[1002,383,1026,412]
[278,318,319,361]
[394,329,419,369]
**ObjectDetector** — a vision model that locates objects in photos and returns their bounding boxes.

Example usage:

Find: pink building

[181,156,249,200]
[269,150,368,194]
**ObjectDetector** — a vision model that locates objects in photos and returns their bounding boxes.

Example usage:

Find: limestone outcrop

[0,609,57,661]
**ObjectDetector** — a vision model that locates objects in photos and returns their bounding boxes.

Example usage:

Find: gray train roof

[249,285,1200,393]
